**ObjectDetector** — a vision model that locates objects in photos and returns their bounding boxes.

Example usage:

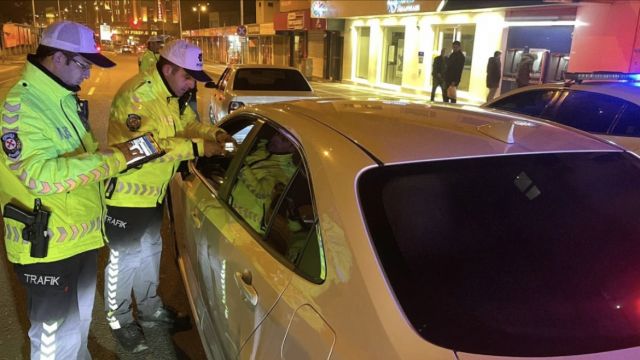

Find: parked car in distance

[205,64,315,124]
[167,99,640,359]
[118,44,134,54]
[483,71,640,153]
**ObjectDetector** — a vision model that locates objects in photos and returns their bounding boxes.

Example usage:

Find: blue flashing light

[564,72,640,82]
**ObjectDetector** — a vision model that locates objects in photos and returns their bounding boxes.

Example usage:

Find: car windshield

[233,68,311,91]
[359,152,640,357]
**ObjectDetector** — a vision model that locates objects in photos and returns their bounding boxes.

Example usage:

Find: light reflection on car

[167,99,640,359]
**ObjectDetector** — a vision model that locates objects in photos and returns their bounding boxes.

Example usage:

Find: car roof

[486,81,640,105]
[248,100,621,164]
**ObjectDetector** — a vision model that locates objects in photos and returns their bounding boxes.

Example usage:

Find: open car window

[225,123,324,280]
[194,118,256,190]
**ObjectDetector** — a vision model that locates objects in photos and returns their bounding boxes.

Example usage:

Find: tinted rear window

[233,69,311,91]
[359,152,640,357]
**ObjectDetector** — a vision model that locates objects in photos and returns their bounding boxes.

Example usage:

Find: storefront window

[356,27,370,79]
[435,24,476,91]
[382,26,405,86]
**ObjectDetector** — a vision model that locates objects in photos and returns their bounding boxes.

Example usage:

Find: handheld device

[124,133,165,169]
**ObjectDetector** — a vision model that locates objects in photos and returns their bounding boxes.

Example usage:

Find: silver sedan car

[167,99,640,359]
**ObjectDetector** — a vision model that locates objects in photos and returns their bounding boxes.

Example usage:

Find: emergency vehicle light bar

[564,72,640,82]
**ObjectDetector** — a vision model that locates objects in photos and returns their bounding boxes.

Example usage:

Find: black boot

[112,322,149,353]
[139,306,192,332]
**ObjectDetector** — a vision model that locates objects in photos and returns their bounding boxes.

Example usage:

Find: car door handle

[234,270,258,306]
[190,209,202,229]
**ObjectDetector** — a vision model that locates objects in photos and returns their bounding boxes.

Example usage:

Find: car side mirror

[205,81,218,89]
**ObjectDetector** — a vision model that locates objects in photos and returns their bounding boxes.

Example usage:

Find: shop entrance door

[382,27,405,85]
[324,31,343,81]
[435,24,475,91]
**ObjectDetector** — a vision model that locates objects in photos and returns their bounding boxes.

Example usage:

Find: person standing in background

[431,48,448,102]
[444,40,465,104]
[138,35,164,74]
[516,52,537,88]
[486,50,502,101]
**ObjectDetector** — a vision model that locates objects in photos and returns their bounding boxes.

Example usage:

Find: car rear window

[359,152,640,357]
[234,69,312,91]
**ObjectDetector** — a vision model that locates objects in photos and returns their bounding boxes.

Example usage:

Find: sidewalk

[203,63,482,105]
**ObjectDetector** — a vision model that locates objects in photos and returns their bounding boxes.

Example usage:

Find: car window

[551,90,624,134]
[195,121,255,189]
[610,101,640,137]
[359,152,640,356]
[217,68,231,91]
[228,125,300,235]
[489,89,558,117]
[233,68,312,91]
[265,166,324,283]
[227,124,324,280]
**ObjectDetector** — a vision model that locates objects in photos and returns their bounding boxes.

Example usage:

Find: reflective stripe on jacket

[106,66,221,207]
[0,61,127,264]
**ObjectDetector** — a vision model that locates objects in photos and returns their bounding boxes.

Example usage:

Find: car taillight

[228,101,245,112]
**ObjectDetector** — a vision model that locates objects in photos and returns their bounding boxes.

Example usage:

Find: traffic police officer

[138,35,163,74]
[0,21,146,359]
[104,39,230,352]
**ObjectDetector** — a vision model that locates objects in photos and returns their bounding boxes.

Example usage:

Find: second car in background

[206,64,315,124]
[483,72,640,153]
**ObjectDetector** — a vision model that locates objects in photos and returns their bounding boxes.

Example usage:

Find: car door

[546,90,625,135]
[604,101,640,153]
[211,68,232,122]
[173,116,258,359]
[187,118,309,358]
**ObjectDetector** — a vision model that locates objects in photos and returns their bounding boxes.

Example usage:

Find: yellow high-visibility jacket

[106,66,221,208]
[0,58,127,264]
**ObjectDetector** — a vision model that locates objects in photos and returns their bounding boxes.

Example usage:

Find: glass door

[382,26,405,86]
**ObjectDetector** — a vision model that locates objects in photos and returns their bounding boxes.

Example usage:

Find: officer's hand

[215,130,234,144]
[204,140,225,157]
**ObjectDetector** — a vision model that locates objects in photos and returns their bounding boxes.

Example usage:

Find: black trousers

[431,78,448,102]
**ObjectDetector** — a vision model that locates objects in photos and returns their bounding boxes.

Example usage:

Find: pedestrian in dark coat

[444,40,465,103]
[431,48,448,102]
[516,52,537,88]
[486,50,502,101]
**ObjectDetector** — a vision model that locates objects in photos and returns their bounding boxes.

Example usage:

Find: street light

[192,3,208,30]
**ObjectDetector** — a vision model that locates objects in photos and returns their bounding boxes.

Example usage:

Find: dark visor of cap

[80,52,116,68]
[185,68,212,82]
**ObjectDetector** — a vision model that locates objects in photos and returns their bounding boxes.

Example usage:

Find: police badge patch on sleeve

[126,114,142,131]
[1,132,22,159]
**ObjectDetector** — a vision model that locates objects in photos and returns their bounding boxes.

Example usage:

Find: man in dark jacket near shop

[444,40,465,103]
[431,48,448,102]
[486,50,502,101]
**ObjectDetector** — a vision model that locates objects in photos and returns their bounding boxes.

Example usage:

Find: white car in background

[206,64,315,124]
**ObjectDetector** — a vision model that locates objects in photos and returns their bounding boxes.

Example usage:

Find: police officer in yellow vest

[103,39,230,352]
[0,21,149,359]
[138,35,163,74]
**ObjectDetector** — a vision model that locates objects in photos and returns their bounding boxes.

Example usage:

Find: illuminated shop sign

[387,0,420,14]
